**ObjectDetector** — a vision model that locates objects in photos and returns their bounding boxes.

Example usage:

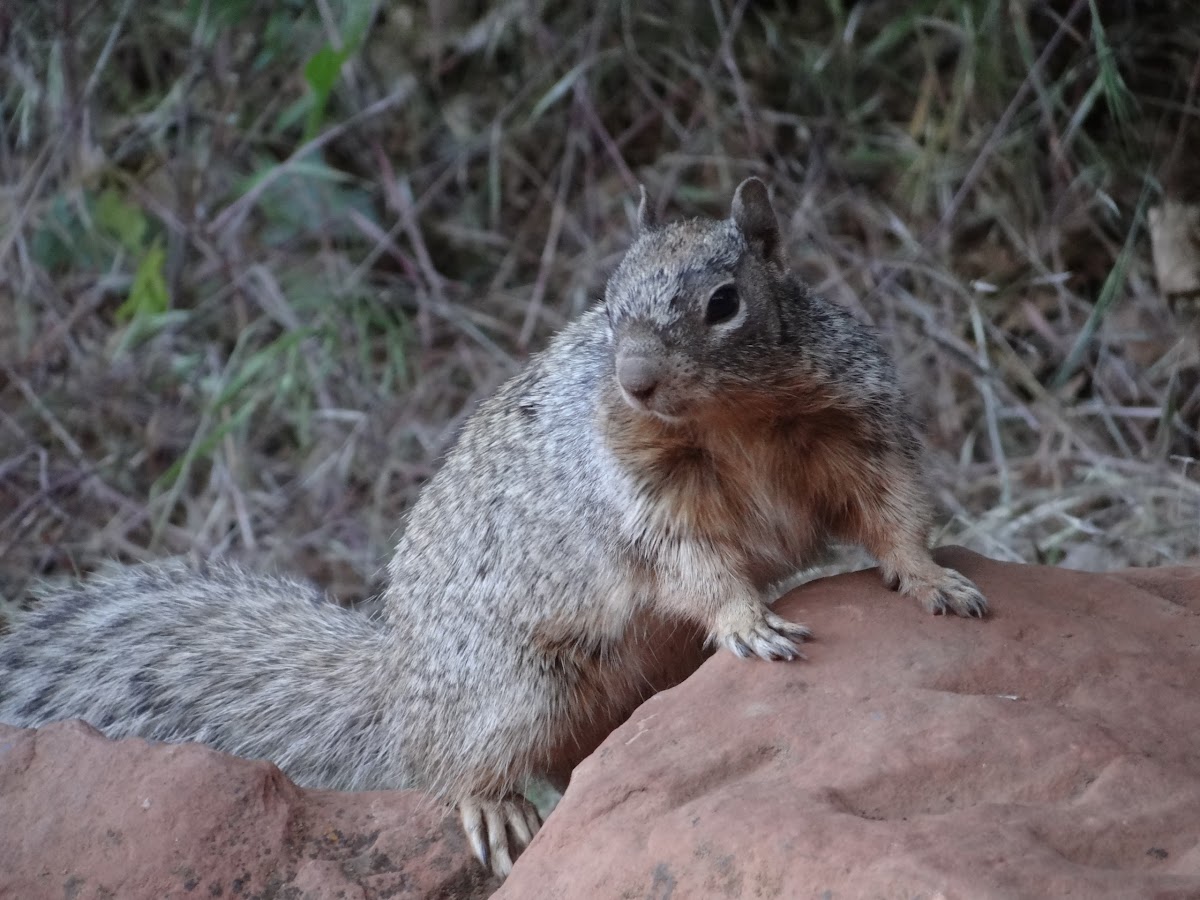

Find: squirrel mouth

[619,387,688,424]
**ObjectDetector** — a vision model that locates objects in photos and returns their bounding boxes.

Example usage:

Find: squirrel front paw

[713,604,811,661]
[459,793,543,878]
[898,566,988,618]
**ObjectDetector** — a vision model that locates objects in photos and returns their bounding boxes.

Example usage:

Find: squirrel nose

[617,356,661,403]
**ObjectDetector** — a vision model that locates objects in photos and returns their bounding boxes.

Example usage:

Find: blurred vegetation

[1,0,1198,607]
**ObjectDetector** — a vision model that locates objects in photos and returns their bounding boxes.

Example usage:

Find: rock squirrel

[0,178,987,876]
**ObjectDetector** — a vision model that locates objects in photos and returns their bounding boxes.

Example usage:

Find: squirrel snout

[616,355,663,405]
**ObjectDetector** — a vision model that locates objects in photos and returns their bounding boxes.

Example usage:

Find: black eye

[705,284,739,325]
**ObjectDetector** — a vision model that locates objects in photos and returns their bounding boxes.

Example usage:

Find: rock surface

[499,548,1200,899]
[6,549,1200,899]
[0,720,499,900]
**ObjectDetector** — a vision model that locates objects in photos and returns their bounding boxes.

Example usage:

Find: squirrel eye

[704,284,740,325]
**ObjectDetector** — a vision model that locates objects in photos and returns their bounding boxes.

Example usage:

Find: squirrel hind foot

[459,793,543,878]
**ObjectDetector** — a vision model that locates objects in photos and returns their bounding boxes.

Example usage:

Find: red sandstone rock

[500,548,1200,899]
[8,550,1200,899]
[0,720,498,900]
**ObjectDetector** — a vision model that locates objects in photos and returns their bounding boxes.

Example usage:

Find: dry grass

[2,0,1199,610]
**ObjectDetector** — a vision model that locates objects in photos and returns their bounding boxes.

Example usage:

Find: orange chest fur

[608,403,874,586]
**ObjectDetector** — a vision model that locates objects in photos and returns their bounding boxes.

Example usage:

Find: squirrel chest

[601,392,876,589]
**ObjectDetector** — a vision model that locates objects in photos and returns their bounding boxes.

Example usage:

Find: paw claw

[460,801,489,867]
[458,794,543,878]
[907,568,988,618]
[718,609,811,662]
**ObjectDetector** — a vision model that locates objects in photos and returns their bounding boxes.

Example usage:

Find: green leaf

[108,309,191,356]
[116,241,170,321]
[342,2,374,49]
[186,0,255,27]
[94,188,147,252]
[212,327,317,409]
[527,60,592,125]
[30,194,86,272]
[303,44,352,140]
[1087,0,1137,133]
[152,399,258,494]
[1051,182,1152,389]
[304,45,349,96]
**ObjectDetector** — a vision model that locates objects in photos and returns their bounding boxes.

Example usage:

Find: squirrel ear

[731,177,784,266]
[636,184,657,235]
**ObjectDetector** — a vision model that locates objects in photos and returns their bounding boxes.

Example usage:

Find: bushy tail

[0,560,402,791]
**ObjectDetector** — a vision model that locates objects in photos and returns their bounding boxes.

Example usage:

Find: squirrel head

[604,177,794,423]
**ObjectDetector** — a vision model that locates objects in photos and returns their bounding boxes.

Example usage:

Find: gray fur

[0,178,986,871]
